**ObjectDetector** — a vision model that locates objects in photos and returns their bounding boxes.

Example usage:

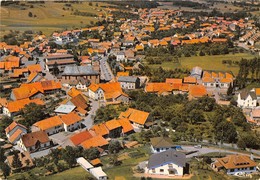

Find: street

[100,56,114,82]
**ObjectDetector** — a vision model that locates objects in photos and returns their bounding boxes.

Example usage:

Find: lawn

[43,166,93,180]
[146,53,256,76]
[0,2,112,37]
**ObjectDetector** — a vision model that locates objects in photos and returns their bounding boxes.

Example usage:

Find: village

[0,1,260,180]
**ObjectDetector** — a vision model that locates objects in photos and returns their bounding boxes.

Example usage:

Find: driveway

[100,56,114,81]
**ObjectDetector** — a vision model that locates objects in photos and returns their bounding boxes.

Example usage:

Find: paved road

[37,56,56,80]
[100,56,114,82]
[182,146,260,159]
[82,98,103,130]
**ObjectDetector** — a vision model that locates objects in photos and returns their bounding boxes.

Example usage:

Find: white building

[89,167,108,180]
[88,84,104,100]
[116,51,125,62]
[237,91,257,108]
[17,131,51,152]
[118,76,140,90]
[145,150,187,176]
[150,137,176,153]
[5,122,27,144]
[211,154,257,175]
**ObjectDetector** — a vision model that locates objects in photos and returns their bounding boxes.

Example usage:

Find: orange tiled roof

[189,85,207,98]
[68,87,82,98]
[255,88,260,96]
[88,83,102,92]
[27,64,42,73]
[117,71,129,77]
[105,119,121,130]
[27,72,38,83]
[165,78,182,85]
[60,112,82,126]
[81,135,108,149]
[9,129,23,143]
[117,118,134,133]
[120,108,149,125]
[184,76,197,84]
[145,83,174,93]
[33,116,63,131]
[5,121,27,134]
[202,77,215,83]
[7,98,44,113]
[90,158,102,166]
[70,130,93,146]
[91,124,109,137]
[216,155,257,170]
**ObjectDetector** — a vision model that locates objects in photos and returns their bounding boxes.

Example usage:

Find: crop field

[0,2,112,37]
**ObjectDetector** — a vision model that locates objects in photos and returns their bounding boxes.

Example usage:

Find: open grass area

[43,166,93,180]
[0,2,112,37]
[146,53,256,76]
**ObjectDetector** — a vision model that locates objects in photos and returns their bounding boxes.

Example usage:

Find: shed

[76,157,93,171]
[89,167,108,180]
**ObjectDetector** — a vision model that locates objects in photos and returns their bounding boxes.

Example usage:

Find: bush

[28,12,33,17]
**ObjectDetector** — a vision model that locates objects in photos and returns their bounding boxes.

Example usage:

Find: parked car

[194,144,202,148]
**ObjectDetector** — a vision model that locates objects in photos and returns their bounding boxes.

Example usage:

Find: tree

[28,12,33,17]
[56,162,65,172]
[62,146,77,168]
[53,62,60,76]
[89,2,92,6]
[0,147,6,163]
[21,103,46,127]
[45,164,55,173]
[12,151,22,169]
[227,83,233,96]
[0,163,10,178]
[199,50,205,56]
[108,141,121,154]
[237,139,246,150]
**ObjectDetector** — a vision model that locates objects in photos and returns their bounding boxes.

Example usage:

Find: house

[202,71,234,89]
[237,91,257,108]
[60,112,84,132]
[145,149,187,176]
[6,151,34,170]
[5,122,27,144]
[3,98,44,117]
[10,80,62,100]
[165,78,183,94]
[117,118,134,136]
[188,85,207,100]
[150,137,176,153]
[70,131,93,146]
[69,94,89,115]
[91,124,109,138]
[119,108,150,128]
[90,158,102,167]
[32,112,83,135]
[80,135,109,150]
[116,51,125,62]
[145,83,173,95]
[211,155,257,175]
[105,119,122,138]
[183,76,197,85]
[88,84,104,100]
[61,65,100,84]
[32,116,63,136]
[17,131,51,152]
[118,76,140,90]
[251,108,260,125]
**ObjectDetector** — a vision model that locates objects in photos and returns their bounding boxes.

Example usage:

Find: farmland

[0,1,111,37]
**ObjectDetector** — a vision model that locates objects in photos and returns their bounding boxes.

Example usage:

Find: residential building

[145,149,187,176]
[5,122,27,144]
[211,155,257,175]
[3,98,44,117]
[18,131,51,152]
[188,85,207,100]
[88,84,104,100]
[105,120,122,138]
[190,66,202,79]
[117,118,134,136]
[202,71,234,89]
[237,91,257,108]
[145,83,173,95]
[44,54,76,72]
[119,108,150,128]
[80,135,109,150]
[150,137,176,153]
[116,51,125,62]
[118,76,140,89]
[32,112,83,135]
[70,131,93,146]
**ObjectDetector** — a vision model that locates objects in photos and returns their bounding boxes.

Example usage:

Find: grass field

[146,53,256,76]
[0,2,111,37]
[43,166,93,180]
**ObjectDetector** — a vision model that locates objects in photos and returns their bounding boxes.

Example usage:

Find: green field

[146,53,256,76]
[0,2,111,37]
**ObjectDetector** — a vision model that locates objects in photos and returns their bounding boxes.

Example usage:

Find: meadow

[0,1,111,37]
[146,53,257,76]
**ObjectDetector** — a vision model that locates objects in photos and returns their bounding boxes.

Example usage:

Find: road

[100,56,114,82]
[182,145,260,159]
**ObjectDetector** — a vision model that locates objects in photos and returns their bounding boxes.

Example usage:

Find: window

[152,168,155,173]
[250,167,254,170]
[230,169,234,172]
[160,169,164,172]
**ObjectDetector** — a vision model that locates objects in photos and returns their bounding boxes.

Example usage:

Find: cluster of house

[237,88,260,126]
[145,66,234,100]
[142,137,259,178]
